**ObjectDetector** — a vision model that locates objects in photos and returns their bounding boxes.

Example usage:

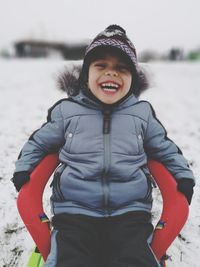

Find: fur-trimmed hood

[57,63,150,98]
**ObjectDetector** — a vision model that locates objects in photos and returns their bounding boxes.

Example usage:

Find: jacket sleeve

[144,104,195,183]
[14,102,65,173]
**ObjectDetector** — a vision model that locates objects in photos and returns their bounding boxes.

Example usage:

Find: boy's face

[88,53,132,104]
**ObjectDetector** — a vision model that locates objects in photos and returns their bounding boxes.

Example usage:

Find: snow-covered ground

[0,59,199,267]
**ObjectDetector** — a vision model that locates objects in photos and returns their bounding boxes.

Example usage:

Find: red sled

[17,154,189,266]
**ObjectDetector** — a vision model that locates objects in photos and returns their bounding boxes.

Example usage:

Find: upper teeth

[101,83,119,89]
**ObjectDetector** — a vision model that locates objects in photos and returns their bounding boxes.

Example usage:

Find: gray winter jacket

[15,91,195,217]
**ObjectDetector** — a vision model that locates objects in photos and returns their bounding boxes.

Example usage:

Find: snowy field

[0,59,200,267]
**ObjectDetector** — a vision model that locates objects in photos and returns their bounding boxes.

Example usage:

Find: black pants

[48,211,159,267]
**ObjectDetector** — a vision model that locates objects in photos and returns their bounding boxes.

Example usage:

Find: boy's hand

[177,178,194,205]
[12,171,30,192]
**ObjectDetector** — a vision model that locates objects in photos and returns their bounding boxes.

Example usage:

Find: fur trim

[57,63,150,97]
[134,66,150,97]
[57,64,82,96]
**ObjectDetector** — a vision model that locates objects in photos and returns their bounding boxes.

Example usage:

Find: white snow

[0,59,200,267]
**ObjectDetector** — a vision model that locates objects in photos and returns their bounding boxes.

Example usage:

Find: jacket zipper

[102,109,111,216]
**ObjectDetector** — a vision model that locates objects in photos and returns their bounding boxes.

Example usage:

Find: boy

[13,25,195,267]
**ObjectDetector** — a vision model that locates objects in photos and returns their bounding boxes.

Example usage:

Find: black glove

[12,171,30,192]
[177,178,195,205]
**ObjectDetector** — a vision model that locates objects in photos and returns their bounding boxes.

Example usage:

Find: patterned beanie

[84,24,139,72]
[78,25,148,97]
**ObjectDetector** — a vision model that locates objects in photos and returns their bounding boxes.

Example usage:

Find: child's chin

[98,93,120,104]
[100,98,118,104]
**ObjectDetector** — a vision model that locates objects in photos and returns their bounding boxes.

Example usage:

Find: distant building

[14,40,88,60]
[138,50,160,62]
[168,48,184,61]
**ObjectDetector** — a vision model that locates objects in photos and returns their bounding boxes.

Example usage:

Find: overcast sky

[0,0,199,53]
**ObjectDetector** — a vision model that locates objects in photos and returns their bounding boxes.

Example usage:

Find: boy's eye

[117,65,130,72]
[94,63,106,69]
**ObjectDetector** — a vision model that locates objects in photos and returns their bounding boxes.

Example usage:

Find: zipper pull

[103,109,111,134]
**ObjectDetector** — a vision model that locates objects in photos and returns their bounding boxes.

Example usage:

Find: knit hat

[84,24,139,72]
[78,25,149,97]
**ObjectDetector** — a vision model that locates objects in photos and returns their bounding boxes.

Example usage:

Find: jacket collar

[71,90,139,111]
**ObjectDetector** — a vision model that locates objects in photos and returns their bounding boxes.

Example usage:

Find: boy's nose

[104,70,118,77]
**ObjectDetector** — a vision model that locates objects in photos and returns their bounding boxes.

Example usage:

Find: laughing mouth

[99,81,120,92]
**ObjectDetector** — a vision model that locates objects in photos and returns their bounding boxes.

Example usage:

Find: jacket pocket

[51,164,66,201]
[141,166,157,201]
[137,133,144,154]
[133,117,144,154]
[64,116,80,153]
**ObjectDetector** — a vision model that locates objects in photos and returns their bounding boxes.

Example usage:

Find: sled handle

[17,154,60,261]
[148,160,189,260]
